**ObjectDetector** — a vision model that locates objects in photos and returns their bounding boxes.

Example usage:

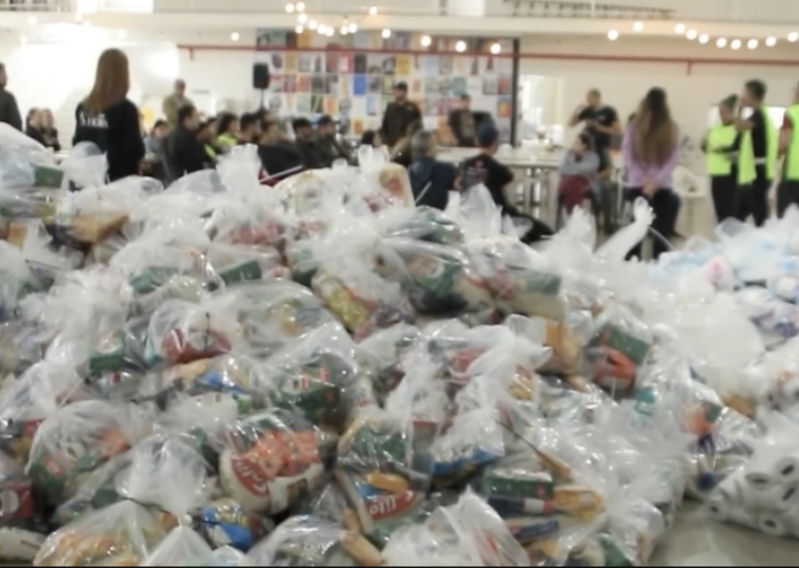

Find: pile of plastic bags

[0,123,797,567]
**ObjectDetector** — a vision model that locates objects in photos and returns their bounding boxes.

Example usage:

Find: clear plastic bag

[378,206,464,245]
[356,323,421,402]
[0,451,48,561]
[247,515,383,566]
[215,408,334,516]
[735,286,799,347]
[207,243,289,286]
[140,525,215,566]
[377,238,494,316]
[145,297,245,367]
[195,497,273,552]
[26,400,148,505]
[208,190,294,248]
[0,240,36,322]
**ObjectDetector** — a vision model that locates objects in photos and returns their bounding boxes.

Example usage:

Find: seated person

[292,117,324,169]
[316,114,353,166]
[215,112,239,151]
[407,129,457,210]
[360,129,383,148]
[461,123,553,244]
[390,120,423,168]
[258,119,303,181]
[558,132,600,213]
[237,112,260,145]
[164,104,209,184]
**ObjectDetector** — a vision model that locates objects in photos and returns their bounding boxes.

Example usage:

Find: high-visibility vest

[738,106,777,184]
[705,123,737,176]
[783,104,799,181]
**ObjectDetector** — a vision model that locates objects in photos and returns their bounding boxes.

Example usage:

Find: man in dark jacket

[447,94,476,147]
[407,130,457,210]
[258,120,303,181]
[0,64,22,130]
[292,117,324,169]
[316,114,353,166]
[164,104,209,184]
[381,82,421,148]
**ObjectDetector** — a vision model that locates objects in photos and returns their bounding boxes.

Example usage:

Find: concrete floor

[650,503,799,566]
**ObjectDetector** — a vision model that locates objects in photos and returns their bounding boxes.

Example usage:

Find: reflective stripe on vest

[706,124,737,176]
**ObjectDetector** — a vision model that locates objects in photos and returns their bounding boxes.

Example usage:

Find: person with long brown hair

[621,87,680,259]
[72,48,144,182]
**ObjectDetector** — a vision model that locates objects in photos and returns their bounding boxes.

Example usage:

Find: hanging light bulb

[686,29,698,40]
[326,27,334,37]
[490,42,501,55]
[231,31,239,41]
[607,29,619,41]
[747,38,758,49]
[716,37,727,48]
[296,1,305,11]
[766,36,777,47]
[420,35,432,47]
[348,22,357,33]
[318,24,327,34]
[295,24,304,33]
[369,6,378,15]
[285,3,295,14]
[381,28,391,39]
[632,21,643,32]
[297,13,307,23]
[789,31,799,42]
[308,19,318,30]
[674,23,685,34]
[455,40,467,52]
[698,34,709,44]
[340,25,349,35]
[731,39,741,50]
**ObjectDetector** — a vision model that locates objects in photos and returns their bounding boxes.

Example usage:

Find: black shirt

[72,99,145,182]
[578,105,618,150]
[163,124,210,184]
[460,152,517,215]
[407,157,457,210]
[732,107,768,181]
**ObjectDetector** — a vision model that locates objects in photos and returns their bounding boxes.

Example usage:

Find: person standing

[381,82,421,148]
[162,79,193,129]
[621,87,680,259]
[569,88,620,232]
[703,95,739,222]
[163,104,209,184]
[0,63,21,130]
[734,80,777,226]
[778,83,799,217]
[447,93,477,147]
[73,48,144,182]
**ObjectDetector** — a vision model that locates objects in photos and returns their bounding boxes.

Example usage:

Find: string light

[455,40,467,52]
[490,42,501,55]
[632,21,643,32]
[766,36,777,47]
[420,35,431,47]
[789,31,798,42]
[326,27,334,37]
[340,25,349,35]
[698,34,709,44]
[607,29,619,41]
[348,22,357,33]
[674,23,685,34]
[731,39,741,50]
[747,38,758,49]
[381,28,391,39]
[285,3,295,14]
[297,13,307,23]
[369,6,378,15]
[308,20,318,30]
[686,29,698,40]
[296,1,305,11]
[295,24,304,33]
[231,32,239,41]
[716,37,727,48]
[318,24,327,34]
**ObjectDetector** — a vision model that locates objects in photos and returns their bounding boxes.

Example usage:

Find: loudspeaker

[252,63,271,90]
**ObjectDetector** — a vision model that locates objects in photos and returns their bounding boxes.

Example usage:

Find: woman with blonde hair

[621,87,680,259]
[72,48,144,182]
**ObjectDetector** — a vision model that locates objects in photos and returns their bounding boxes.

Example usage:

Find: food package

[377,238,494,316]
[382,489,528,566]
[378,206,464,246]
[263,322,377,431]
[208,191,294,248]
[26,400,147,505]
[207,243,289,286]
[247,515,383,566]
[227,280,336,359]
[356,323,421,401]
[196,497,273,552]
[215,408,335,516]
[0,451,48,562]
[735,286,799,347]
[0,240,37,322]
[145,298,244,367]
[140,525,216,566]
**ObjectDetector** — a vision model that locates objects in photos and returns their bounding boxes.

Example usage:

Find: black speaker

[252,63,271,90]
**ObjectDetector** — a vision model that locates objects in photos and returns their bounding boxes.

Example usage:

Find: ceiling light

[716,37,727,48]
[731,39,741,50]
[490,42,501,55]
[295,1,305,11]
[789,31,799,42]
[698,34,709,44]
[369,6,378,15]
[295,24,304,33]
[308,19,318,30]
[19,35,27,45]
[747,38,758,49]
[381,28,391,39]
[632,21,643,32]
[317,24,326,34]
[340,26,348,35]
[766,36,777,47]
[675,23,686,34]
[326,28,334,37]
[27,16,37,25]
[348,22,357,33]
[231,32,239,41]
[686,29,697,40]
[607,29,619,41]
[455,40,467,52]
[297,13,307,23]
[420,35,431,47]
[285,3,295,14]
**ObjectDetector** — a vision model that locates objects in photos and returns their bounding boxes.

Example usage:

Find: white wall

[520,36,799,145]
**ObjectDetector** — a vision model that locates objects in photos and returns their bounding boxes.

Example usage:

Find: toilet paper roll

[758,512,788,537]
[707,498,757,528]
[744,445,787,489]
[715,469,745,504]
[779,502,799,538]
[771,451,799,485]
[742,482,799,513]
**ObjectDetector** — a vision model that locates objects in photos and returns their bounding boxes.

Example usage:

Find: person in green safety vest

[702,95,739,222]
[778,83,799,217]
[215,112,239,153]
[733,80,776,226]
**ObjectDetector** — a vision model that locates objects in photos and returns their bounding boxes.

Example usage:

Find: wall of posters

[254,30,514,142]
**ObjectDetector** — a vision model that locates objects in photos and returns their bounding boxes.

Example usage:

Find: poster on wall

[254,29,513,142]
